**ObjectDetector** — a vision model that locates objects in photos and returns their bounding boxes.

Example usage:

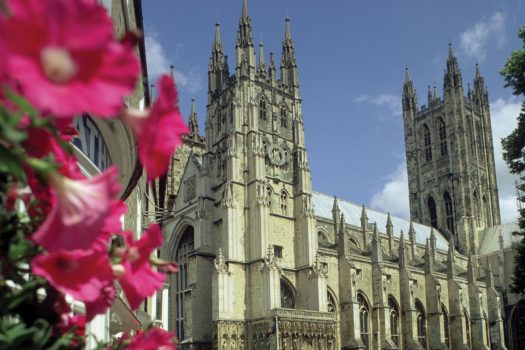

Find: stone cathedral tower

[403,44,501,254]
[164,1,336,348]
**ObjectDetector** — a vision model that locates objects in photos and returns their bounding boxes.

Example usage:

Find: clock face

[268,143,287,166]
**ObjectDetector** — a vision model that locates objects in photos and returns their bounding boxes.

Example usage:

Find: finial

[332,196,339,211]
[215,22,222,43]
[361,205,368,220]
[475,61,481,78]
[433,85,439,99]
[242,0,248,17]
[386,212,393,227]
[191,97,196,114]
[258,42,265,66]
[448,41,454,58]
[404,66,411,82]
[170,65,175,80]
[285,17,291,40]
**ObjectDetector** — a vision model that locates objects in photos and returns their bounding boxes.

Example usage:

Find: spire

[402,66,417,111]
[447,236,456,278]
[399,230,407,268]
[371,223,383,262]
[170,64,175,80]
[444,42,462,91]
[386,213,393,255]
[404,66,411,82]
[236,0,253,48]
[430,227,437,261]
[332,196,340,235]
[424,239,434,273]
[280,17,298,89]
[473,61,486,98]
[188,98,199,140]
[408,220,416,259]
[257,42,267,78]
[210,22,224,74]
[433,85,439,100]
[268,52,276,82]
[258,42,265,66]
[242,0,248,17]
[428,85,433,104]
[285,16,291,40]
[214,22,222,48]
[361,205,369,248]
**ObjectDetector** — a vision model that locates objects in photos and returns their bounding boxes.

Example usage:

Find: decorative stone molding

[261,245,281,272]
[214,247,230,275]
[302,195,315,218]
[310,253,328,278]
[222,181,237,209]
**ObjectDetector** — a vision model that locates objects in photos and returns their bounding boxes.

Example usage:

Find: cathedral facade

[161,1,513,349]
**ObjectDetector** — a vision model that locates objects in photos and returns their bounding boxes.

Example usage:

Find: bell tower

[402,44,500,254]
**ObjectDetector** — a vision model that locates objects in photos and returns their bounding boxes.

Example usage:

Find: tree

[501,26,525,294]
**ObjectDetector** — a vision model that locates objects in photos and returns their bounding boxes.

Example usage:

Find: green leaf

[0,145,25,180]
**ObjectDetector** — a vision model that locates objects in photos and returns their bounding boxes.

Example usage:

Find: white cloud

[490,97,522,223]
[145,31,202,93]
[370,162,410,219]
[459,12,506,62]
[354,94,402,117]
[368,96,522,224]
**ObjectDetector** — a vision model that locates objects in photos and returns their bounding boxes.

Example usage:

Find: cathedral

[159,1,523,349]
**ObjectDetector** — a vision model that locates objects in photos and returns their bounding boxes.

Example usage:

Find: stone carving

[261,245,281,272]
[213,320,245,350]
[222,181,237,209]
[310,253,328,278]
[214,247,230,275]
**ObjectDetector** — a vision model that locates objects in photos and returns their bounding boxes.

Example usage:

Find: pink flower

[0,0,139,117]
[31,166,124,253]
[117,224,166,310]
[123,75,188,179]
[32,249,116,321]
[128,327,177,350]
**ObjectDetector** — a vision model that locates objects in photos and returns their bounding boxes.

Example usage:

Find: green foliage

[501,26,525,294]
[501,27,525,96]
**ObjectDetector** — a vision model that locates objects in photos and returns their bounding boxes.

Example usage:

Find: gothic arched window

[416,300,427,348]
[280,191,288,215]
[327,290,337,313]
[388,296,400,346]
[442,304,450,349]
[358,293,371,349]
[175,226,194,341]
[438,118,448,156]
[464,309,472,349]
[259,99,267,120]
[428,196,438,229]
[423,124,432,162]
[280,279,295,309]
[444,192,455,234]
[280,107,288,128]
[510,300,525,350]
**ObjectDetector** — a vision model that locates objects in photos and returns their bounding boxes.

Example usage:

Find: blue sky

[142,0,525,224]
